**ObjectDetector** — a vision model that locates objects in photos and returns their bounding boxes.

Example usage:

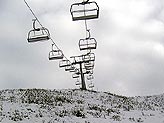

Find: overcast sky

[1,0,164,96]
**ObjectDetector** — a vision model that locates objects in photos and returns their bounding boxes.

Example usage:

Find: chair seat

[28,35,49,42]
[73,15,98,21]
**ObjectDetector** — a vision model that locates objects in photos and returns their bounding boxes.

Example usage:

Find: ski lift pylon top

[70,1,99,21]
[27,19,50,43]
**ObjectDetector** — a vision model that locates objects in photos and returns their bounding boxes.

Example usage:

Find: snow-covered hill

[0,89,164,123]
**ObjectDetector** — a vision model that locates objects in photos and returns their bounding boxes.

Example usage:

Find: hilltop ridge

[0,89,164,123]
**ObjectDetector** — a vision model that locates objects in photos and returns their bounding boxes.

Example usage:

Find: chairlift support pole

[71,55,87,90]
[79,62,86,90]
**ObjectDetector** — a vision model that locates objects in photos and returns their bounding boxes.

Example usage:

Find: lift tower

[71,53,95,90]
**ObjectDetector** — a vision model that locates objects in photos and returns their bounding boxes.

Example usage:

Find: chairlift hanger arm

[82,0,89,4]
[70,1,97,7]
[32,19,40,31]
[86,29,91,39]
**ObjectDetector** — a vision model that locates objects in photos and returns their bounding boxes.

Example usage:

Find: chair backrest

[70,1,99,21]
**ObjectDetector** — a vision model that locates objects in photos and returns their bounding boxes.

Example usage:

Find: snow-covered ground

[0,89,164,123]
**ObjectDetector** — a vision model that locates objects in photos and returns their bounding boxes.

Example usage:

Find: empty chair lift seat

[72,73,80,78]
[65,65,75,71]
[59,60,71,68]
[83,53,95,62]
[87,74,94,80]
[76,81,81,85]
[79,38,97,50]
[88,83,94,88]
[28,27,50,43]
[49,50,64,60]
[70,1,99,21]
[84,61,94,70]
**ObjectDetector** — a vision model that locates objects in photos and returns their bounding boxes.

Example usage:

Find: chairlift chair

[87,69,93,74]
[69,68,77,73]
[83,53,95,62]
[82,68,91,74]
[28,28,50,43]
[65,65,75,71]
[86,69,92,74]
[72,73,80,78]
[88,82,94,89]
[83,54,90,62]
[87,74,94,80]
[49,50,64,60]
[59,60,71,68]
[75,78,81,86]
[70,1,99,21]
[71,55,84,64]
[89,53,95,61]
[76,82,81,86]
[75,69,81,75]
[82,68,87,74]
[27,20,50,43]
[79,38,97,50]
[84,61,94,70]
[85,66,94,70]
[49,44,64,60]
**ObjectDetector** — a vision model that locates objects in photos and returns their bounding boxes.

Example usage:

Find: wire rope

[24,0,41,25]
